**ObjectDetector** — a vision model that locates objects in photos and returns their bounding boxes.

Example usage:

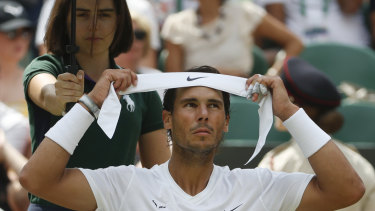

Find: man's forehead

[175,86,223,100]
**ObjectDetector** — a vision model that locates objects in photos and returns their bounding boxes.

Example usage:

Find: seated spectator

[0,102,30,211]
[148,0,198,27]
[261,0,370,47]
[258,57,375,211]
[369,0,375,49]
[161,0,303,77]
[115,11,164,99]
[0,0,33,116]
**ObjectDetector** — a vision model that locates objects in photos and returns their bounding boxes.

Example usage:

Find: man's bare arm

[297,141,365,210]
[20,135,97,210]
[246,75,365,210]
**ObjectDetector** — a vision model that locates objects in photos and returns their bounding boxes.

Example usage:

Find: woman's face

[69,0,117,56]
[0,28,31,63]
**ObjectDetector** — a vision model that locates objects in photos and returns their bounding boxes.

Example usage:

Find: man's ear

[162,110,172,130]
[223,115,230,132]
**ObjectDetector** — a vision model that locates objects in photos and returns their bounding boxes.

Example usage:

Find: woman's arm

[165,40,185,72]
[253,14,304,76]
[27,70,84,116]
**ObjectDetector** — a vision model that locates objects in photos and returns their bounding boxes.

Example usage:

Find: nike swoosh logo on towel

[187,76,207,81]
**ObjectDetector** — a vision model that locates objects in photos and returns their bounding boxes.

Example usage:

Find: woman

[23,0,171,210]
[161,0,303,77]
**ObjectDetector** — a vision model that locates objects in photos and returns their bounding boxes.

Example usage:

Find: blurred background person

[14,0,42,61]
[126,0,162,68]
[115,11,166,168]
[258,57,375,211]
[0,127,29,211]
[161,0,303,77]
[369,0,375,49]
[115,11,164,99]
[260,0,370,47]
[34,0,54,56]
[147,0,199,28]
[0,0,33,116]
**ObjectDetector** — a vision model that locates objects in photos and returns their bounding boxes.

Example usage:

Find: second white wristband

[45,104,95,154]
[283,108,331,158]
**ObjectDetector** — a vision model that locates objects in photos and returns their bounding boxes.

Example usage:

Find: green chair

[334,101,375,148]
[251,45,269,75]
[217,96,290,169]
[157,49,168,72]
[225,95,290,143]
[299,43,375,90]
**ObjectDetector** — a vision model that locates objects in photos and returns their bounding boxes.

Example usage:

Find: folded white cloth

[97,82,121,138]
[100,72,273,164]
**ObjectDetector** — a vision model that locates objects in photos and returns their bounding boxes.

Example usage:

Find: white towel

[99,72,273,164]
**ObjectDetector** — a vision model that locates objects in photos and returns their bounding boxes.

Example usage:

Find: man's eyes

[185,103,197,108]
[184,103,219,108]
[208,104,219,108]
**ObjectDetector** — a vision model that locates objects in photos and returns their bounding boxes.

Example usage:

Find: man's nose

[198,105,208,121]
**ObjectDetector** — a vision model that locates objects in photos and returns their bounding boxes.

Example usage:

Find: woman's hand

[55,70,85,111]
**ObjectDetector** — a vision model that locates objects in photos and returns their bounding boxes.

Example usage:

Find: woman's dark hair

[163,66,230,117]
[44,0,133,57]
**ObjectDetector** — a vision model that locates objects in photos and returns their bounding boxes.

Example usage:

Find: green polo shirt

[23,54,164,207]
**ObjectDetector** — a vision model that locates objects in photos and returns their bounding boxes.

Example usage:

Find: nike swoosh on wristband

[187,76,207,81]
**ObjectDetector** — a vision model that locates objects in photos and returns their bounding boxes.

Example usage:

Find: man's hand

[87,69,137,108]
[246,74,299,121]
[55,70,85,110]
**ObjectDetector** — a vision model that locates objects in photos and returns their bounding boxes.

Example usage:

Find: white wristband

[45,104,95,154]
[283,108,331,158]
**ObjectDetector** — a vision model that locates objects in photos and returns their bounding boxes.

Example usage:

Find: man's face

[163,87,229,154]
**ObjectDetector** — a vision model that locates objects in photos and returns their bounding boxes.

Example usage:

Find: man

[20,66,364,210]
[258,57,375,211]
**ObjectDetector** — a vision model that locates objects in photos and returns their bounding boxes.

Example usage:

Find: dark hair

[45,0,133,57]
[163,66,230,117]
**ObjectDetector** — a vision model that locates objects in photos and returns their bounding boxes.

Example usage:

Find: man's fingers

[111,69,137,92]
[245,75,272,102]
[260,84,268,95]
[130,71,138,86]
[245,74,262,89]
